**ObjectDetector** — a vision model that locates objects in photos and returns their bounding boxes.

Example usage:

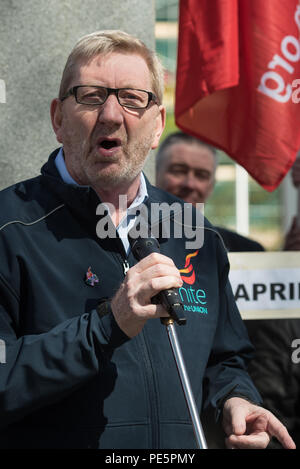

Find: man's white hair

[58,30,165,104]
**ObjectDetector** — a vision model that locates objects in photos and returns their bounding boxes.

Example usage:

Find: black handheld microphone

[128,234,186,326]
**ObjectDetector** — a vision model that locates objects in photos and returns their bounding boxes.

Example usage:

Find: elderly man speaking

[0,30,295,450]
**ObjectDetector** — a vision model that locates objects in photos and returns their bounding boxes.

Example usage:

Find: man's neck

[55,149,145,227]
[93,175,141,227]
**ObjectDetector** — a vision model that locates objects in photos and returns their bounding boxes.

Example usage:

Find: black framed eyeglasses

[61,85,159,109]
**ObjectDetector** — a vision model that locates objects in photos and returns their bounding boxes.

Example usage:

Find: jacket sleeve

[201,241,262,420]
[0,278,129,429]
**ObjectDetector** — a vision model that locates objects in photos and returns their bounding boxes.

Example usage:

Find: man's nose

[97,94,124,125]
[183,171,198,189]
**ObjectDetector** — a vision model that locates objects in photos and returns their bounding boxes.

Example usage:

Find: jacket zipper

[115,249,160,448]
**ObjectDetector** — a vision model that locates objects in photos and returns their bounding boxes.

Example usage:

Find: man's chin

[89,167,138,190]
[178,196,199,205]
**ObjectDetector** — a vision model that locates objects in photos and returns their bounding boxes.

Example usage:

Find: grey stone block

[0,0,155,189]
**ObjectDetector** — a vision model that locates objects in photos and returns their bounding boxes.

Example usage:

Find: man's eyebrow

[195,168,211,175]
[168,164,212,177]
[168,163,188,169]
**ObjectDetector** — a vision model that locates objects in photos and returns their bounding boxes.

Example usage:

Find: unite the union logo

[178,250,208,315]
[179,250,199,285]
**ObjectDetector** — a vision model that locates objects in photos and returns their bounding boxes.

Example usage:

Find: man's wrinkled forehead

[69,52,152,89]
[166,142,216,167]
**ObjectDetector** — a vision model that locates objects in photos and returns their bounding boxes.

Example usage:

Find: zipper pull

[123,259,130,275]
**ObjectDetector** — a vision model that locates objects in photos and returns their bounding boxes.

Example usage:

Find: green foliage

[161,112,179,141]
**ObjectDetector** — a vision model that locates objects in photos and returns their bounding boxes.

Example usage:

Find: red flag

[175,0,300,191]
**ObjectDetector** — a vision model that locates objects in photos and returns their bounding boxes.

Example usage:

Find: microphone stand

[161,316,208,449]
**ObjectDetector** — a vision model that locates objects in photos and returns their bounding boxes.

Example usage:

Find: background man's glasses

[61,85,158,109]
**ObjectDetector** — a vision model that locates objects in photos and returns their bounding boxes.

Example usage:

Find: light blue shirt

[55,148,148,254]
[55,148,79,186]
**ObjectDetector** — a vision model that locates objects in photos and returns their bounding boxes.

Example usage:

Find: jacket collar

[40,148,175,210]
[40,149,101,233]
[40,148,201,245]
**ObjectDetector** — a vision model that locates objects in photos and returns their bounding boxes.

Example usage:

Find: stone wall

[0,0,156,189]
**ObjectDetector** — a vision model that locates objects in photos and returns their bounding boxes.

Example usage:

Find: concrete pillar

[0,0,156,190]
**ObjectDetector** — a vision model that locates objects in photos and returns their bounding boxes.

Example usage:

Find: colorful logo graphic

[85,266,99,286]
[179,250,199,285]
[179,250,208,315]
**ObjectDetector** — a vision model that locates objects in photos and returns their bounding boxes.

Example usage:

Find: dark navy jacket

[0,149,261,448]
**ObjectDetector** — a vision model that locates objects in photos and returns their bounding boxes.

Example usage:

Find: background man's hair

[58,30,165,104]
[155,131,218,174]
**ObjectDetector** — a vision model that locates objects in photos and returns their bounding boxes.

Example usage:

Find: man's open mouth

[98,138,121,150]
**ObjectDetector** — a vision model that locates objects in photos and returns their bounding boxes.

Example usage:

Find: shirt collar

[55,147,79,186]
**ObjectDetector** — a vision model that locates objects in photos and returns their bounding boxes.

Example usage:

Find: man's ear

[50,98,63,143]
[206,176,216,200]
[151,105,166,150]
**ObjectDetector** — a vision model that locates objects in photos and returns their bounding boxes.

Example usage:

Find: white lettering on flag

[258,4,300,103]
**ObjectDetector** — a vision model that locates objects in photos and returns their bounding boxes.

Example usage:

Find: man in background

[155,131,264,253]
[284,156,300,250]
[156,131,300,448]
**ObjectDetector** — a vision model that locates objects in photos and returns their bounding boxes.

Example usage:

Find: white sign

[230,267,300,309]
[228,251,300,320]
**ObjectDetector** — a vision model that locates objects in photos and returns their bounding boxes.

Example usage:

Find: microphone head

[128,232,160,260]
